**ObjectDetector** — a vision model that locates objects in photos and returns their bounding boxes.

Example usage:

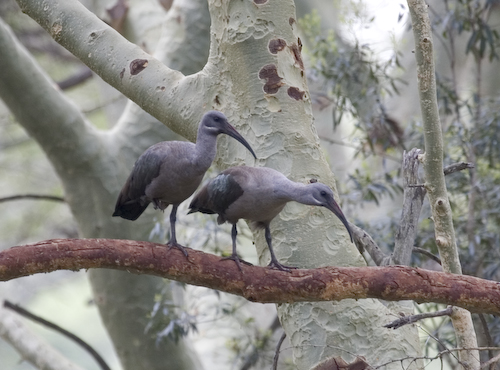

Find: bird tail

[112,199,149,221]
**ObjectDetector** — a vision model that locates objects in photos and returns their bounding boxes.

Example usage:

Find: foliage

[146,287,198,345]
[303,0,500,366]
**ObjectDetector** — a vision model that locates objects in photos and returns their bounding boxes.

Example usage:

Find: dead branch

[384,306,453,329]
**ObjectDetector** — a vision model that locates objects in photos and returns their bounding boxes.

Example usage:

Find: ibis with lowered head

[188,166,353,271]
[113,111,256,255]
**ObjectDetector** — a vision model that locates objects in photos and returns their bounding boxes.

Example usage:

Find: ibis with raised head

[188,166,353,271]
[113,111,257,255]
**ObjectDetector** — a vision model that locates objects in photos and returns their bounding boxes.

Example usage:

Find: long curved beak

[222,123,257,159]
[325,200,354,243]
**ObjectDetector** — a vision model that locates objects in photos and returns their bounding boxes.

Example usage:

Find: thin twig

[413,247,442,265]
[0,194,65,203]
[374,347,500,370]
[240,315,282,370]
[349,222,391,266]
[384,306,453,329]
[272,332,287,370]
[481,352,500,369]
[478,313,496,370]
[57,67,93,90]
[443,162,474,176]
[3,300,111,370]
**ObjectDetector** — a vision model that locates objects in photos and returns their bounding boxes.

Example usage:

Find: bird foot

[166,241,189,257]
[220,254,253,271]
[267,260,297,273]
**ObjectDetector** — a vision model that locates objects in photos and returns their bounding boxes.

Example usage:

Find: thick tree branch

[1,238,500,315]
[14,0,207,142]
[0,307,85,370]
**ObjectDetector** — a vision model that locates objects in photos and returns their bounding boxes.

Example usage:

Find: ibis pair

[113,111,352,271]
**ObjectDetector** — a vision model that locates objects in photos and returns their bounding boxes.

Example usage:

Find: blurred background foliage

[2,0,500,369]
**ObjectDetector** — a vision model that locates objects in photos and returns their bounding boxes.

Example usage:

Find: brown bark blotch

[130,59,148,75]
[258,64,283,94]
[269,38,287,54]
[287,87,305,101]
[289,17,295,27]
[119,68,125,79]
[289,43,304,70]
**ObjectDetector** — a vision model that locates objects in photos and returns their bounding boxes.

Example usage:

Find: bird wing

[112,146,164,220]
[189,172,244,224]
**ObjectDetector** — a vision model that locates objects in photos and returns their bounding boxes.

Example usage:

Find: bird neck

[193,127,218,171]
[276,180,310,204]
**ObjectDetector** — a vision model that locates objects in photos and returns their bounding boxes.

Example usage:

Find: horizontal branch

[1,239,499,315]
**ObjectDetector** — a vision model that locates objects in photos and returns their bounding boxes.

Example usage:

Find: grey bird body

[189,166,353,270]
[113,111,256,254]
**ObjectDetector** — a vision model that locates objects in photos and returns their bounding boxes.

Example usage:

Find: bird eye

[320,190,327,196]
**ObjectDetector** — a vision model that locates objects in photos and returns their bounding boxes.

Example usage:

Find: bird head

[306,182,354,242]
[201,111,257,159]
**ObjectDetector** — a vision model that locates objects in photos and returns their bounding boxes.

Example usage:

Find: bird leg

[265,226,296,272]
[152,199,167,211]
[166,205,188,257]
[220,224,253,271]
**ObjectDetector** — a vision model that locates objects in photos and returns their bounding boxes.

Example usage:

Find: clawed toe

[166,241,189,257]
[220,254,252,271]
[267,261,297,272]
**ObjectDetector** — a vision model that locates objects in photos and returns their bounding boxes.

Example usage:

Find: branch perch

[1,238,499,315]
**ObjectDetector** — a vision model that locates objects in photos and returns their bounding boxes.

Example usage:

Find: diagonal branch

[4,300,111,370]
[1,238,500,315]
[14,0,209,142]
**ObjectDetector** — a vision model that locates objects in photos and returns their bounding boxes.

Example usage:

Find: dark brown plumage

[113,111,256,255]
[189,166,353,271]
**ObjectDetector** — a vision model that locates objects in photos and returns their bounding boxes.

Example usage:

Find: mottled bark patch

[254,0,268,4]
[51,23,63,40]
[289,17,295,26]
[130,59,148,75]
[269,38,287,54]
[287,87,305,100]
[214,95,221,106]
[119,68,125,79]
[259,64,283,94]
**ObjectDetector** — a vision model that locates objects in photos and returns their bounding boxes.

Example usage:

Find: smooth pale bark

[407,1,480,369]
[203,1,420,368]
